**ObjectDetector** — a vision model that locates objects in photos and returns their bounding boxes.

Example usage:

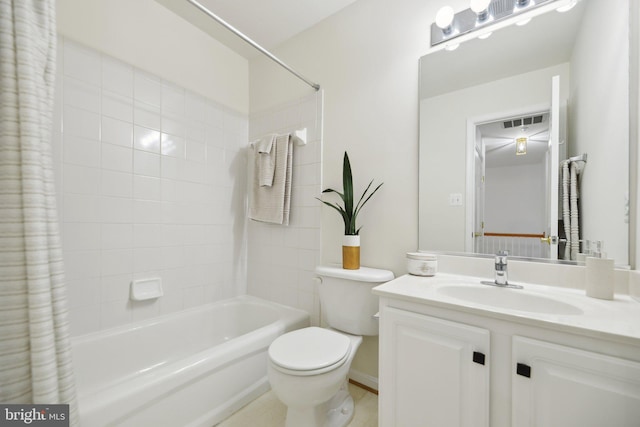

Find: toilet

[267,265,394,427]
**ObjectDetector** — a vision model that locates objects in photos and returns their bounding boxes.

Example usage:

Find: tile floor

[217,383,378,427]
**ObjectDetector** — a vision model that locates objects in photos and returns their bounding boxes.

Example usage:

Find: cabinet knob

[516,363,531,378]
[473,351,486,365]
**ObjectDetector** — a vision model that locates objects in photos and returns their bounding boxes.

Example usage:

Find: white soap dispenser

[585,241,614,300]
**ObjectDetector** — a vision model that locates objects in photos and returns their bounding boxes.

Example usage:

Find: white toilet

[267,265,394,427]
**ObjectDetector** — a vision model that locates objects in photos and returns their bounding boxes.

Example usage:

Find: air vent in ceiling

[503,114,544,129]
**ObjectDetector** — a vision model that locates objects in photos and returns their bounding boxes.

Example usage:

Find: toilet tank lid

[315,265,394,282]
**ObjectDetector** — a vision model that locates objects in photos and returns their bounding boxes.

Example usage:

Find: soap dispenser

[585,241,614,300]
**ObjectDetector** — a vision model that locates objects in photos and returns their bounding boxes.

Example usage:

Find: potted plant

[318,152,383,269]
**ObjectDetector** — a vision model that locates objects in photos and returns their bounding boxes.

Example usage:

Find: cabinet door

[379,307,490,427]
[513,336,640,427]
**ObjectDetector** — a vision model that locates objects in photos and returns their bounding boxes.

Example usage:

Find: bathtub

[71,295,309,427]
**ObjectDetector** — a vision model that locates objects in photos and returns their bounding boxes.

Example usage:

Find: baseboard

[348,369,378,394]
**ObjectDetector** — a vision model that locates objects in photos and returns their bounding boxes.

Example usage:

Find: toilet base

[326,381,355,427]
[284,380,355,427]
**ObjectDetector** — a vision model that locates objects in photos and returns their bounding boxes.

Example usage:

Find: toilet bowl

[268,327,362,427]
[267,265,394,427]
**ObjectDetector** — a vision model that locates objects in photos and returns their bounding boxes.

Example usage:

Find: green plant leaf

[343,152,354,225]
[317,151,382,236]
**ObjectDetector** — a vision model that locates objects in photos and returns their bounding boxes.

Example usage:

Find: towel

[253,134,276,187]
[249,133,293,225]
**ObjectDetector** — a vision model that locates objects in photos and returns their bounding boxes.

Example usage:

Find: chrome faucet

[494,250,508,286]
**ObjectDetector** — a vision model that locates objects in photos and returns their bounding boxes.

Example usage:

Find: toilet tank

[315,265,394,336]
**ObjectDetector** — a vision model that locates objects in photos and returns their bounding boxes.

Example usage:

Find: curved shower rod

[186,0,321,91]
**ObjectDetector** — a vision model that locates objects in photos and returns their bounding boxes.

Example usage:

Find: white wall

[54,0,253,337]
[247,92,324,325]
[53,39,248,336]
[56,0,248,114]
[485,163,545,234]
[569,0,629,264]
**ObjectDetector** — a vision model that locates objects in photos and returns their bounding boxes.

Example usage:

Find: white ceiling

[155,0,358,57]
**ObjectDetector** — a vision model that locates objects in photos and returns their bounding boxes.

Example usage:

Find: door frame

[465,103,550,253]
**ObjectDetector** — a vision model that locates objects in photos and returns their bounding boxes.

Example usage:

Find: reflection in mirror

[419,0,631,266]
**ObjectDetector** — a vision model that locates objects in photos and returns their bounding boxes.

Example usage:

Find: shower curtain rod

[186,0,321,91]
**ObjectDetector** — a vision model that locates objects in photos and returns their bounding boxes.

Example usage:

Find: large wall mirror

[419,0,634,267]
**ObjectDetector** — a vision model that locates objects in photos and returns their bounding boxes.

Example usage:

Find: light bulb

[470,0,491,14]
[445,43,460,51]
[478,32,492,40]
[435,6,455,31]
[516,17,532,26]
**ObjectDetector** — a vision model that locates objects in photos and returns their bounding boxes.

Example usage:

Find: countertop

[373,273,640,345]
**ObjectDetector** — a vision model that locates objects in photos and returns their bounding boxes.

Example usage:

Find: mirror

[419,0,632,266]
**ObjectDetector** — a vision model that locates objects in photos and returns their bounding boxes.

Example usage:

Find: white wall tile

[102,116,133,148]
[101,224,133,250]
[62,223,101,251]
[102,249,134,276]
[134,126,160,153]
[101,143,132,173]
[102,91,133,122]
[63,41,101,86]
[161,83,185,116]
[133,224,163,248]
[133,150,160,177]
[134,70,161,106]
[101,170,132,198]
[63,194,101,223]
[161,133,185,158]
[100,196,133,223]
[102,56,133,97]
[64,164,101,195]
[57,39,248,336]
[101,274,133,302]
[133,175,161,201]
[63,76,100,113]
[63,105,100,140]
[134,104,161,131]
[63,135,100,168]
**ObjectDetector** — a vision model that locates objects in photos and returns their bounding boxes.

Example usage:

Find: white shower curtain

[0,0,78,423]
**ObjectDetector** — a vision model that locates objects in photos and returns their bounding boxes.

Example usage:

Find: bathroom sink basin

[437,284,583,315]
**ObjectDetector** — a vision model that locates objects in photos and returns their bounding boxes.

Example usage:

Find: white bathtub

[71,295,309,427]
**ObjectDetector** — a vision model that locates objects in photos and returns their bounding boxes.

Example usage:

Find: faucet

[494,250,508,286]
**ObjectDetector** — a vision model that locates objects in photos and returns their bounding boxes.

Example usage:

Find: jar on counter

[406,252,437,276]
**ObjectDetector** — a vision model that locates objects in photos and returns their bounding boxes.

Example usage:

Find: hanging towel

[253,134,277,187]
[249,134,293,225]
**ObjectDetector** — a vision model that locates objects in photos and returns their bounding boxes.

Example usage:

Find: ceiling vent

[503,114,544,129]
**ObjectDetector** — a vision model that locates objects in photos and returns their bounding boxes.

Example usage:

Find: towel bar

[250,128,307,148]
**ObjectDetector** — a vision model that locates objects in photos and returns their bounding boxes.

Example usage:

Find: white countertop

[373,273,640,345]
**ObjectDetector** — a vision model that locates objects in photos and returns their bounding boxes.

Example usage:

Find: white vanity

[373,273,640,427]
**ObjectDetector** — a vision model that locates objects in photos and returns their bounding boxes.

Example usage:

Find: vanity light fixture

[515,137,528,155]
[430,0,580,49]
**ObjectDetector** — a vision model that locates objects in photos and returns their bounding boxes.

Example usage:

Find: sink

[437,284,583,315]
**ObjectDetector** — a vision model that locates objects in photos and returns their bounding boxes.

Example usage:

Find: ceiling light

[516,137,528,155]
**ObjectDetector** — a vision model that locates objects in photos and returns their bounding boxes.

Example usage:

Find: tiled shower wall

[247,92,323,325]
[52,38,249,336]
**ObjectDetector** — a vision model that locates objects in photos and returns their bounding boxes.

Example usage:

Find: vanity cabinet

[379,307,490,427]
[512,336,640,426]
[378,298,640,427]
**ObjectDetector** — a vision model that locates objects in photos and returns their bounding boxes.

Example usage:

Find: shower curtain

[0,0,78,423]
[561,161,582,260]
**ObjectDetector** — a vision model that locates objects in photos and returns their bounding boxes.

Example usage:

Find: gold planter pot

[342,235,361,270]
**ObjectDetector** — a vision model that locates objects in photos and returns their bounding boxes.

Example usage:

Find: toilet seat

[269,327,351,376]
